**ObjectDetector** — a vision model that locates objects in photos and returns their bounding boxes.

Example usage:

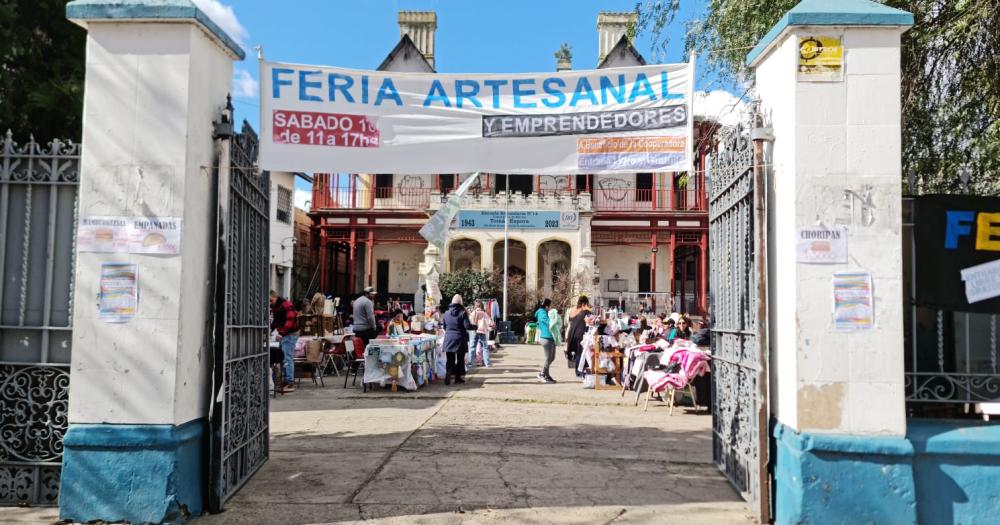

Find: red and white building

[308,11,716,316]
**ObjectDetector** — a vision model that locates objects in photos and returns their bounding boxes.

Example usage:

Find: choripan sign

[260,59,694,174]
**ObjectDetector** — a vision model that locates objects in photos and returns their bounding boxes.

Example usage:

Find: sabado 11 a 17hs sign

[259,58,694,175]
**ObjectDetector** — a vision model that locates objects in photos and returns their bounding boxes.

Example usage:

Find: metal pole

[502,173,510,322]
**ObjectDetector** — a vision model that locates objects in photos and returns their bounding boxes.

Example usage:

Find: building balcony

[311,174,707,214]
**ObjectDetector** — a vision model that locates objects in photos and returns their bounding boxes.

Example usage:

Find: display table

[363,335,440,391]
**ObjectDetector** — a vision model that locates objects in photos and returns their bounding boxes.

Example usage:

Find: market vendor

[352,286,379,357]
[270,290,299,393]
[386,309,410,336]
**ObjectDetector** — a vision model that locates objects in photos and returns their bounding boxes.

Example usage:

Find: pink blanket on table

[642,348,710,393]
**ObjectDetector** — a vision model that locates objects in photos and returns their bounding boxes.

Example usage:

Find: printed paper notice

[78,216,182,254]
[129,217,182,254]
[99,263,138,323]
[798,36,843,81]
[78,216,130,253]
[832,271,874,331]
[960,259,1000,304]
[797,227,847,264]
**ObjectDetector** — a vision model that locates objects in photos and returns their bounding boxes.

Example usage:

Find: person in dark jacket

[442,294,475,385]
[270,290,299,392]
[565,295,592,377]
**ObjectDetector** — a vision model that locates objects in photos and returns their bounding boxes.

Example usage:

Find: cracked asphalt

[4,344,752,525]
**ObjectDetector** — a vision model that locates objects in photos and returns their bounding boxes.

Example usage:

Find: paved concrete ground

[201,343,751,525]
[4,344,751,525]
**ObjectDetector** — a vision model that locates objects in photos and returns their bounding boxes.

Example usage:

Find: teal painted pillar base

[908,419,1000,525]
[59,419,206,524]
[774,422,917,525]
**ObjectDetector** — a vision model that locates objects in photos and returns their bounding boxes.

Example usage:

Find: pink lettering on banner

[272,110,380,148]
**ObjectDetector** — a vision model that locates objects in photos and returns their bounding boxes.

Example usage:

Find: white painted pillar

[754,20,910,436]
[60,1,244,522]
[480,238,494,272]
[525,240,539,290]
[748,1,916,523]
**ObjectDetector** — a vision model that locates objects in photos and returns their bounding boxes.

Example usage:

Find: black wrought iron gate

[1,133,78,506]
[708,115,771,522]
[208,106,271,512]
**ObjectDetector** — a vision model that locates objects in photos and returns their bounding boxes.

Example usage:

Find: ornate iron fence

[708,112,771,522]
[0,131,79,506]
[207,107,270,512]
[902,198,1000,407]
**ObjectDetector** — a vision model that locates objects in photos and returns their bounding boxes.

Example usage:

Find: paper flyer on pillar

[259,60,693,174]
[99,263,138,323]
[832,271,874,331]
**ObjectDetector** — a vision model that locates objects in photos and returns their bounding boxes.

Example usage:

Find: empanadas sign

[78,216,182,255]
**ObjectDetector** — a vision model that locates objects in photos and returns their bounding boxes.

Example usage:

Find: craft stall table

[363,335,441,392]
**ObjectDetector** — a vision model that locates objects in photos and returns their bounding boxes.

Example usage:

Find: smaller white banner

[78,216,183,255]
[960,258,1000,304]
[797,227,847,264]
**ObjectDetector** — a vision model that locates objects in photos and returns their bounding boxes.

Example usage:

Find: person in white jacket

[469,300,494,367]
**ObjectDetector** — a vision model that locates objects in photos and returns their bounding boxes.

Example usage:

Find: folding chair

[322,339,348,377]
[342,339,367,392]
[621,351,662,407]
[642,349,709,414]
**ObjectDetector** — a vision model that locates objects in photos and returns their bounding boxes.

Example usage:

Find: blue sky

[195,0,739,200]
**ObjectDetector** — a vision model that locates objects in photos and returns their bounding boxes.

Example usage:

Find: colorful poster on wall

[259,60,694,174]
[78,216,130,253]
[454,210,579,230]
[796,226,847,263]
[798,36,843,81]
[99,263,138,323]
[913,195,1000,313]
[128,217,182,255]
[832,271,874,331]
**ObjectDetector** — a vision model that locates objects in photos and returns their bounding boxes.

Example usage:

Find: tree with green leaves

[636,0,1000,195]
[0,0,86,140]
[438,269,501,307]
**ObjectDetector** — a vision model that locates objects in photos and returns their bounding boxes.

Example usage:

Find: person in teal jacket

[534,299,556,384]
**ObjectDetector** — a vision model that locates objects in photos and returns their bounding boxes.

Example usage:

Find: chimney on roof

[597,11,637,63]
[398,11,437,68]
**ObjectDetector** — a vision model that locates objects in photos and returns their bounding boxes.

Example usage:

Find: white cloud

[191,0,249,47]
[694,90,747,127]
[294,188,311,211]
[233,68,258,97]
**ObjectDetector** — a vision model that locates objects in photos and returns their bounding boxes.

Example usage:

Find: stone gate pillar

[747,1,915,523]
[60,1,244,522]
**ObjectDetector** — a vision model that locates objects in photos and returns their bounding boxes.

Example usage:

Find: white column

[60,1,245,521]
[525,241,539,291]
[480,238,494,272]
[67,15,240,427]
[753,25,909,436]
